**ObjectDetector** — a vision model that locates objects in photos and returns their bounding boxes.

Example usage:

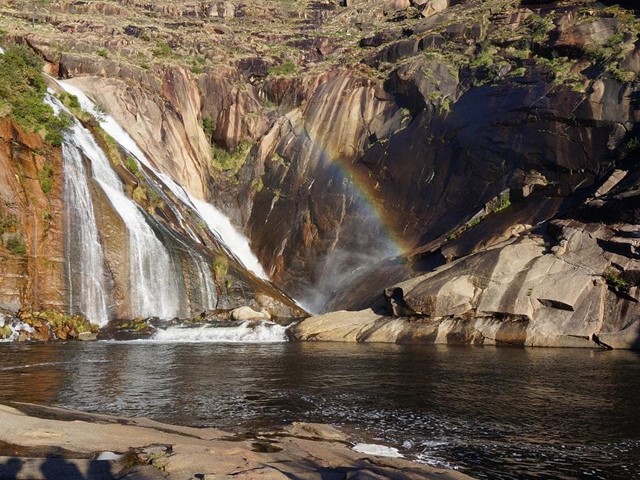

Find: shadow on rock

[0,458,22,480]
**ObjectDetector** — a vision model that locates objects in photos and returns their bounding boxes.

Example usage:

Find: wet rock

[231,306,270,321]
[78,331,98,341]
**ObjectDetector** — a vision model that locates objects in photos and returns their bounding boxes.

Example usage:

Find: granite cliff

[1,0,640,347]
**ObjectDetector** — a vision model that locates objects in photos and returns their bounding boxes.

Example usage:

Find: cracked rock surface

[0,403,471,480]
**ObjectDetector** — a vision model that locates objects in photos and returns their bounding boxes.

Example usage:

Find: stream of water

[0,342,638,480]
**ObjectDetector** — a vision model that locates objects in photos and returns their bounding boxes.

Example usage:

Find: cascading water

[62,141,111,325]
[57,81,269,280]
[150,321,288,343]
[52,96,182,319]
[191,199,268,279]
[47,96,110,326]
[188,252,217,311]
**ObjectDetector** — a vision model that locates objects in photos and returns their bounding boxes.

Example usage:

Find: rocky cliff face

[1,0,640,346]
[0,119,66,314]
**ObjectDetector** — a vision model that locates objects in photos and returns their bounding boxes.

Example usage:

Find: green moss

[93,126,123,168]
[38,160,54,196]
[37,310,98,334]
[213,256,229,281]
[117,317,149,331]
[0,324,12,339]
[252,176,264,192]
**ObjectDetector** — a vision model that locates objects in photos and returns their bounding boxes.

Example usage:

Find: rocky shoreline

[0,403,471,480]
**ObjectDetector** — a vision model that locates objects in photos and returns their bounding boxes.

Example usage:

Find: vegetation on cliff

[0,44,69,145]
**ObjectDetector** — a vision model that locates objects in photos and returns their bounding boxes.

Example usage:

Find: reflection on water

[1,342,639,479]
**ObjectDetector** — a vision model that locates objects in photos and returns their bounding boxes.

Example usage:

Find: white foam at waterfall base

[0,317,34,343]
[58,80,269,281]
[150,321,287,343]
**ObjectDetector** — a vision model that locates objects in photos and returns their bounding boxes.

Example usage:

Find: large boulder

[231,306,270,321]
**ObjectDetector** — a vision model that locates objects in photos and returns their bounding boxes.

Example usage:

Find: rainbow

[301,119,412,259]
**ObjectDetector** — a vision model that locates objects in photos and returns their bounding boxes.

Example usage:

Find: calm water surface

[0,341,639,479]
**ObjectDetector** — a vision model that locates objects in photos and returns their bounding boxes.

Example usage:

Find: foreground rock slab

[0,403,472,480]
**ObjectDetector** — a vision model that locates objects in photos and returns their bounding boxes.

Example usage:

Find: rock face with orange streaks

[0,119,66,313]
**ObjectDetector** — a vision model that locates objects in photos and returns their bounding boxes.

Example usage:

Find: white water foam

[0,319,34,342]
[352,443,404,458]
[149,321,287,343]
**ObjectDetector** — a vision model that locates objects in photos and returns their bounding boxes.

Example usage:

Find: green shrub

[202,116,215,142]
[524,14,554,43]
[212,141,251,174]
[58,91,80,110]
[125,155,140,175]
[96,48,108,58]
[625,136,640,153]
[6,235,26,255]
[268,59,297,77]
[493,194,511,213]
[38,160,54,195]
[189,56,206,74]
[0,211,16,235]
[0,44,68,145]
[152,41,173,58]
[603,266,629,289]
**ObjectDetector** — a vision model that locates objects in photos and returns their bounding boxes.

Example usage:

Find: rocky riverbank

[0,403,471,480]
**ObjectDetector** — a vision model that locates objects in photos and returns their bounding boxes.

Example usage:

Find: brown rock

[0,404,471,480]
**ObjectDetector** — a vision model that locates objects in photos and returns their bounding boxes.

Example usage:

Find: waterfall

[189,252,217,311]
[57,80,269,280]
[50,94,181,320]
[69,123,181,319]
[62,141,110,325]
[191,198,268,279]
[47,95,110,325]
